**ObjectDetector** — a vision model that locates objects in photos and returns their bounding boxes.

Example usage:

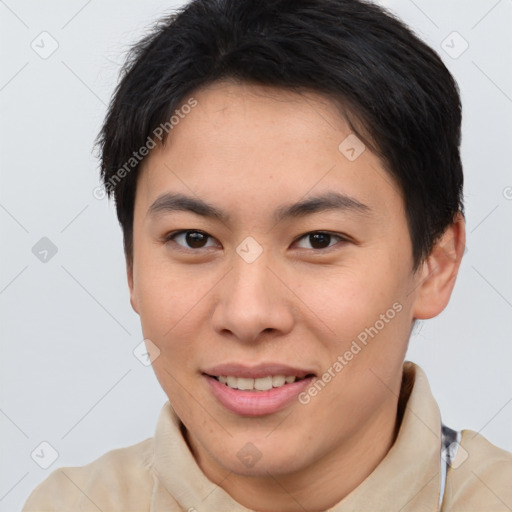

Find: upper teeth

[217,375,297,391]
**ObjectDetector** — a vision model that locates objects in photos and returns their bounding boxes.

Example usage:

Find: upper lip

[202,363,315,379]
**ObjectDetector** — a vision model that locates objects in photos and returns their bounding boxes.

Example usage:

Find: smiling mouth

[205,374,315,392]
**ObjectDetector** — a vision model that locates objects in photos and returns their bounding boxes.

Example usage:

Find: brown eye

[294,231,346,250]
[166,230,217,250]
[308,233,332,249]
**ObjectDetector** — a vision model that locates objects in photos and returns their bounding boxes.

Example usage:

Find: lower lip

[204,374,315,417]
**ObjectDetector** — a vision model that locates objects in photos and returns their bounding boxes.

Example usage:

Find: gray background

[1,0,511,509]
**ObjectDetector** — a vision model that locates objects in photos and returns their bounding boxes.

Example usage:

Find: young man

[23,0,512,510]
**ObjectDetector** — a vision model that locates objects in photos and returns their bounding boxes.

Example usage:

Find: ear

[127,259,140,315]
[411,212,466,320]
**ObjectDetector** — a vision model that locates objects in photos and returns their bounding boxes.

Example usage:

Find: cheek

[298,263,411,368]
[133,258,215,374]
[133,248,201,336]
[135,276,178,341]
[295,267,393,334]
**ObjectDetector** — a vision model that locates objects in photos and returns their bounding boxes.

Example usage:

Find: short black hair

[96,0,464,272]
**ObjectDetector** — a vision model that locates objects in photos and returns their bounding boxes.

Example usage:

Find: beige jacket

[23,362,512,511]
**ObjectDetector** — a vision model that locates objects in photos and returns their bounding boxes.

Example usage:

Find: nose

[211,251,295,344]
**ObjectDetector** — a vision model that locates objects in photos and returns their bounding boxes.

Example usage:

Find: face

[128,81,445,479]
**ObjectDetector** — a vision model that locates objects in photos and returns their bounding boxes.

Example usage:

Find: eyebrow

[147,191,371,224]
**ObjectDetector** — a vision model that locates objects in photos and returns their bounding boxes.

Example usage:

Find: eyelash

[163,230,349,253]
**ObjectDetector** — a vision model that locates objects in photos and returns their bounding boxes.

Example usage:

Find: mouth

[202,364,316,416]
[205,373,315,391]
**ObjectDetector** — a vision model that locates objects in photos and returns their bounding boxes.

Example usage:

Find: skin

[127,80,466,512]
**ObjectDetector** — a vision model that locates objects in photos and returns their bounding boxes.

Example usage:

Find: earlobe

[411,212,466,320]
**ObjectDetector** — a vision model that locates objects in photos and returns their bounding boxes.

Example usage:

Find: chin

[211,436,310,477]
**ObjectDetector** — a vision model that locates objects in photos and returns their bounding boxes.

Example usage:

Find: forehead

[135,81,403,224]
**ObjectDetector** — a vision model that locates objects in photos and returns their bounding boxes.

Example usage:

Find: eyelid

[292,231,349,251]
[164,229,351,252]
[163,229,220,250]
